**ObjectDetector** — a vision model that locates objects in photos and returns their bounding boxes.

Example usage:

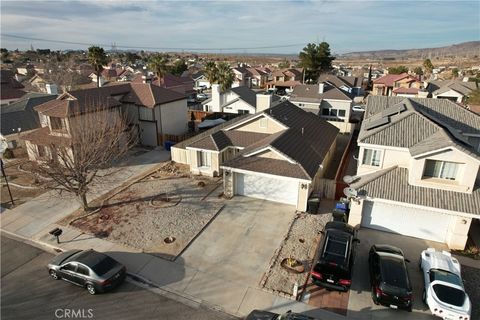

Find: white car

[196,93,208,100]
[419,248,471,320]
[352,105,365,112]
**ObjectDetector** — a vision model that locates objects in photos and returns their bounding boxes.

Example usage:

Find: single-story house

[426,80,478,104]
[171,100,339,211]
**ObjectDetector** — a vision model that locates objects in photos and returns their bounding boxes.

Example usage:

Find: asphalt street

[1,233,237,320]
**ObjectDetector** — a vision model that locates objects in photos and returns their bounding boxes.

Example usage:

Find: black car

[47,249,126,295]
[310,221,359,292]
[246,310,316,320]
[368,245,413,312]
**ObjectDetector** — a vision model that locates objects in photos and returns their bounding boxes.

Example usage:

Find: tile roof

[350,166,480,216]
[290,84,353,103]
[318,74,364,88]
[21,126,71,146]
[1,93,57,135]
[222,156,310,180]
[223,101,339,180]
[427,80,477,96]
[188,130,270,151]
[1,69,26,100]
[230,86,258,108]
[360,96,480,160]
[33,83,185,117]
[393,87,420,94]
[373,73,410,87]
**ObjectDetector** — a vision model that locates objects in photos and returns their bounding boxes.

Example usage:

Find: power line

[1,34,305,52]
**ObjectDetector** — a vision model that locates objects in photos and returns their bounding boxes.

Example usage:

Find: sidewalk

[0,149,344,320]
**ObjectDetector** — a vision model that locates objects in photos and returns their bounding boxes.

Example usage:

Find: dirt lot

[60,163,225,260]
[261,201,334,298]
[1,158,48,209]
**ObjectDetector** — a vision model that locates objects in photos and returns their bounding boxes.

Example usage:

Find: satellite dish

[357,190,368,199]
[343,187,358,198]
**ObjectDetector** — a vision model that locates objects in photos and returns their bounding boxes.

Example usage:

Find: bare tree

[29,104,137,211]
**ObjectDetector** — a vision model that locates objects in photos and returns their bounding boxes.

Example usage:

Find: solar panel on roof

[365,117,390,130]
[382,103,406,117]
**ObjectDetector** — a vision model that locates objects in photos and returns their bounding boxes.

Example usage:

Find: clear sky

[1,0,479,54]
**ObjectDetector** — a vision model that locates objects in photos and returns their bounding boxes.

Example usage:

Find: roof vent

[364,117,390,130]
[382,103,406,117]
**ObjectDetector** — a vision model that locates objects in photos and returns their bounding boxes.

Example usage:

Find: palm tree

[148,53,169,86]
[217,62,235,92]
[205,61,219,85]
[87,46,108,88]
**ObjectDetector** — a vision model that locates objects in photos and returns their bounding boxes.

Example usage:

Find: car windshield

[429,269,463,287]
[432,284,466,307]
[380,256,409,288]
[90,256,119,276]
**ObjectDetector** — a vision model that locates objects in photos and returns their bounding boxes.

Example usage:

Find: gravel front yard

[261,211,332,298]
[61,164,225,260]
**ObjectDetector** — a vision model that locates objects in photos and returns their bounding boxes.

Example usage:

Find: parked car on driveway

[420,248,471,320]
[352,105,365,113]
[368,244,413,312]
[310,221,359,292]
[47,249,126,295]
[246,309,316,320]
[196,93,208,100]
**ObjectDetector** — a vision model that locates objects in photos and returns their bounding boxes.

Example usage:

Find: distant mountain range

[340,41,480,60]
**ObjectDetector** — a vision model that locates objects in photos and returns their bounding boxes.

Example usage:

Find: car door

[72,264,90,287]
[59,262,78,283]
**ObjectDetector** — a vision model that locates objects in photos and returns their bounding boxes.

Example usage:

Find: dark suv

[368,245,413,312]
[310,221,359,291]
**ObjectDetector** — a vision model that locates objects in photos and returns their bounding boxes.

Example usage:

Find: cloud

[0,0,478,53]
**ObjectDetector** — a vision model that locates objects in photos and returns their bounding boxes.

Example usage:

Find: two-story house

[347,96,480,250]
[318,74,365,97]
[171,101,339,211]
[289,82,354,132]
[372,73,424,97]
[266,68,304,91]
[202,85,279,114]
[21,83,188,160]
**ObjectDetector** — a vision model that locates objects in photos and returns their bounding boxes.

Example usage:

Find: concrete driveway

[178,197,296,313]
[348,228,449,320]
[181,196,296,286]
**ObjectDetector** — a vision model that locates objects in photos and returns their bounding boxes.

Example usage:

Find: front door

[139,121,158,146]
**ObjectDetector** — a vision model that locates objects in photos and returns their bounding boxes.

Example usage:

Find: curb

[1,228,240,319]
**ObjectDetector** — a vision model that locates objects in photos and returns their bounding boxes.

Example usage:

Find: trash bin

[307,196,320,214]
[333,208,347,222]
[164,141,175,151]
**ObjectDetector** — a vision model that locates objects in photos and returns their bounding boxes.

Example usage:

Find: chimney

[211,84,222,112]
[98,76,105,87]
[45,83,58,95]
[256,93,272,112]
[318,82,325,94]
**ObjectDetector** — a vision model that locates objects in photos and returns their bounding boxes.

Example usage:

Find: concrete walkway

[1,148,344,320]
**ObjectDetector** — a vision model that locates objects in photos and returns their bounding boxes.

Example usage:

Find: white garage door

[361,201,453,243]
[235,173,298,205]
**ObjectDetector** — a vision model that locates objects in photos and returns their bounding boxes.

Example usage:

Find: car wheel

[86,284,96,295]
[49,269,59,280]
[418,257,422,270]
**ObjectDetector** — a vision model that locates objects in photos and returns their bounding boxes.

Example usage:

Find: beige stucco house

[22,83,188,161]
[347,96,480,250]
[171,101,339,211]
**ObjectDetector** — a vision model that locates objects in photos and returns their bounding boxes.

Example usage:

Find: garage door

[235,173,298,205]
[361,201,453,243]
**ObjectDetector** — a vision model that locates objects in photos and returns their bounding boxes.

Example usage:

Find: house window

[321,108,346,119]
[197,151,211,168]
[423,160,459,180]
[238,110,249,115]
[37,145,46,157]
[50,117,66,131]
[362,149,381,167]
